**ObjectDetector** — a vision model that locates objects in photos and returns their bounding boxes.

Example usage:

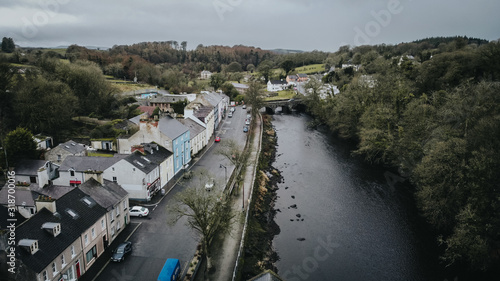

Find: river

[271,113,441,281]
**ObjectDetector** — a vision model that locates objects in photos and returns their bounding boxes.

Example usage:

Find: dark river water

[271,113,441,281]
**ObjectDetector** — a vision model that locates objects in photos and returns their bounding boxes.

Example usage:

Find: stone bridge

[262,99,305,114]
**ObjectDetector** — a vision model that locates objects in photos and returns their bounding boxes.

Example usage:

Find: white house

[267,80,288,92]
[53,155,126,187]
[106,144,173,201]
[184,97,216,147]
[200,70,212,80]
[178,117,206,156]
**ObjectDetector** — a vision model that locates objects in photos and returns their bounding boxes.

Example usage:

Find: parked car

[243,126,249,133]
[242,105,246,109]
[245,119,250,125]
[246,114,251,119]
[230,107,235,112]
[129,206,149,217]
[205,179,214,191]
[215,136,221,142]
[111,241,132,262]
[228,112,233,118]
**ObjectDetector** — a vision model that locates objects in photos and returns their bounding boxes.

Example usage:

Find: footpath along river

[270,113,442,281]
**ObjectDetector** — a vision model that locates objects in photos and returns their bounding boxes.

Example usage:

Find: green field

[291,64,325,75]
[264,89,298,101]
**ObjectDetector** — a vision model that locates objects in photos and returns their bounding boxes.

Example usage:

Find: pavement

[195,112,263,281]
[79,222,142,281]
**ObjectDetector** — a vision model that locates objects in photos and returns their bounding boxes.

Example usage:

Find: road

[94,105,249,281]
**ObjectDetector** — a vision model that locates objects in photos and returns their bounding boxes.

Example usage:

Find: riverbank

[237,114,281,280]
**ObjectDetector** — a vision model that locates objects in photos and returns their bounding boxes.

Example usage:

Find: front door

[76,261,81,278]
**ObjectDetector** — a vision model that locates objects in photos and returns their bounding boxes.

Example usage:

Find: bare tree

[216,139,245,167]
[168,170,235,271]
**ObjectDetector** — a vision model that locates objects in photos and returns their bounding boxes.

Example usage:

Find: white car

[129,206,149,217]
[205,179,214,191]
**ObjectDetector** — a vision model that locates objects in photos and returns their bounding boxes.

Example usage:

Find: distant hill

[55,45,110,50]
[411,36,489,47]
[269,48,304,54]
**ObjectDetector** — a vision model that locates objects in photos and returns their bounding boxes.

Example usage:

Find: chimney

[131,145,145,154]
[35,195,56,213]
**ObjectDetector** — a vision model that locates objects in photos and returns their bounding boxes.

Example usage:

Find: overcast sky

[1,0,499,52]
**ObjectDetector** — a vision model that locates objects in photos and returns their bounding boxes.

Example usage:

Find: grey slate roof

[203,91,223,107]
[178,118,205,138]
[128,115,188,141]
[139,143,173,164]
[124,143,172,175]
[231,83,249,89]
[30,184,74,200]
[0,186,35,207]
[149,94,189,104]
[14,159,47,176]
[193,107,213,121]
[57,140,87,154]
[15,188,107,273]
[158,116,189,140]
[78,178,128,211]
[270,80,288,85]
[124,151,159,174]
[59,155,127,172]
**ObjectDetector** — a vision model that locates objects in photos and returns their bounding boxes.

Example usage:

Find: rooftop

[15,188,107,273]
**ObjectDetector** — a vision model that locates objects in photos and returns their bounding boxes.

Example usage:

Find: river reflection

[271,113,439,281]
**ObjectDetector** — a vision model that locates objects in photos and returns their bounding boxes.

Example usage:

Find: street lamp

[219,164,227,188]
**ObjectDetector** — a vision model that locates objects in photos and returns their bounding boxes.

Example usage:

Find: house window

[42,270,48,281]
[101,219,105,230]
[117,221,121,231]
[91,228,96,238]
[52,262,57,274]
[85,245,97,263]
[57,154,61,161]
[70,170,75,177]
[116,207,120,217]
[30,176,37,183]
[71,245,75,257]
[61,254,66,268]
[123,201,127,210]
[133,168,135,171]
[110,210,114,222]
[112,167,115,171]
[113,176,117,182]
[111,226,115,236]
[84,234,88,245]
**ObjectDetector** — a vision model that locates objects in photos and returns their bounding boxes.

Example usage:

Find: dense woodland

[1,36,499,274]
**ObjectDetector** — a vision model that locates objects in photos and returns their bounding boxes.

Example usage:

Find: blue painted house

[160,117,191,174]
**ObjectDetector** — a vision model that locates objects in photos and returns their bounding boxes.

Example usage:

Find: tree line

[303,37,500,273]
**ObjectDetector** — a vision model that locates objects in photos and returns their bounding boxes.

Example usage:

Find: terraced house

[13,181,129,281]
